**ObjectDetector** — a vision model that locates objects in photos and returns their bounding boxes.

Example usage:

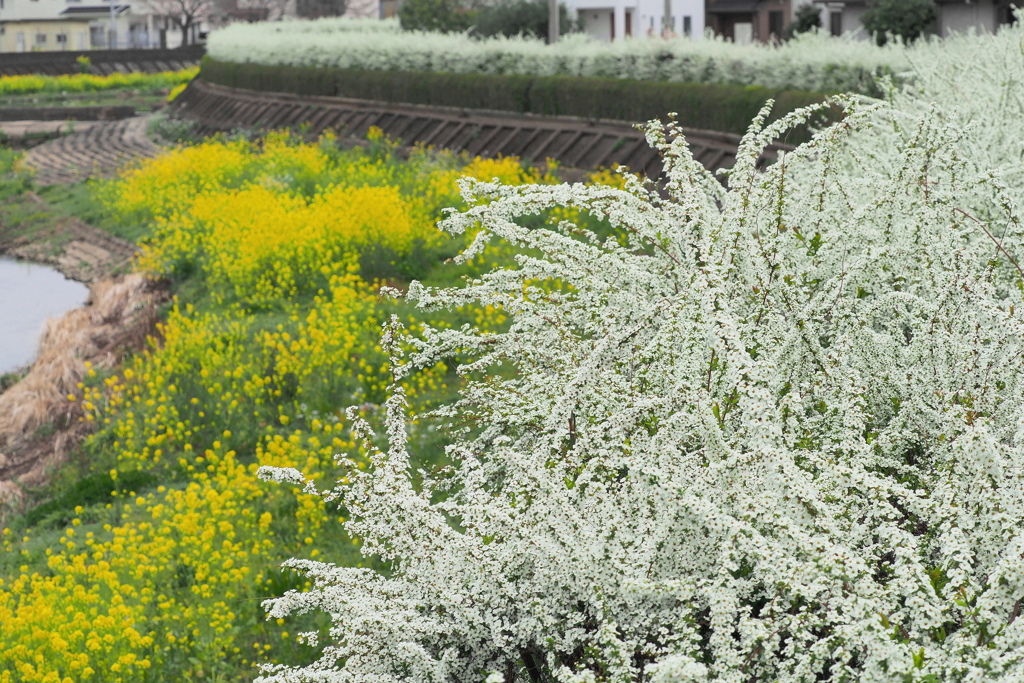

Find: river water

[0,256,89,375]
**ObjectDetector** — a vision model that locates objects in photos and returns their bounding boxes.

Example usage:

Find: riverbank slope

[0,185,167,515]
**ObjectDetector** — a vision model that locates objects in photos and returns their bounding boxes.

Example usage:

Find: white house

[565,0,705,41]
[0,0,169,51]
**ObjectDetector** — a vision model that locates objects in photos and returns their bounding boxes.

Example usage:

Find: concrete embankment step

[0,46,204,77]
[171,79,787,177]
[0,105,137,122]
[22,116,161,186]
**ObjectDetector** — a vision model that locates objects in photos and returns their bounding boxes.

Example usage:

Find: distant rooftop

[59,5,131,16]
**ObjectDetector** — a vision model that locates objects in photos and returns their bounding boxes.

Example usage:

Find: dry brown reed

[0,273,165,499]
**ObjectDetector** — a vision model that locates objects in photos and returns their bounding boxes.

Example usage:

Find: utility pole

[548,0,559,44]
[662,0,671,35]
[109,0,117,49]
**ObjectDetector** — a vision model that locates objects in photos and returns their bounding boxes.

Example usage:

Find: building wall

[0,1,157,51]
[754,0,790,41]
[0,0,72,22]
[0,19,91,52]
[707,13,754,42]
[568,0,703,41]
[825,4,867,38]
[579,7,614,41]
[939,0,999,36]
[706,0,790,43]
[821,1,1006,40]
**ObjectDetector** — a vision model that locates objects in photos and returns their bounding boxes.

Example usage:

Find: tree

[256,95,1024,681]
[472,0,574,40]
[861,0,937,45]
[785,3,821,38]
[144,0,217,45]
[399,0,475,32]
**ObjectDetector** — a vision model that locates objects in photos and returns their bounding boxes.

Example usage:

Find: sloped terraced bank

[22,116,162,186]
[170,79,790,177]
[0,46,204,77]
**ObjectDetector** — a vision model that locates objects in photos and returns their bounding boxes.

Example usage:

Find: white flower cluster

[207,18,907,94]
[255,23,1024,683]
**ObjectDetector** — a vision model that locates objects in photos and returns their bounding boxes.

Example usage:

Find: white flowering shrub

[249,19,1024,683]
[208,18,907,93]
[255,84,1024,680]
[827,24,1024,218]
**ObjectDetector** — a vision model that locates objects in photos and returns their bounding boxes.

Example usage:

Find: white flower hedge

[255,20,1024,683]
[207,17,907,94]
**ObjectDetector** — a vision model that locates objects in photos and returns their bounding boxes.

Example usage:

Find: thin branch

[955,207,1024,281]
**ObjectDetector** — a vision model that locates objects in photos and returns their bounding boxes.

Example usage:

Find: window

[830,11,842,36]
[683,15,692,36]
[768,10,783,38]
[57,33,67,43]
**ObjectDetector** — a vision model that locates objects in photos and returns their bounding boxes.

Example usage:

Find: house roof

[59,5,131,17]
[706,0,761,14]
[0,17,96,23]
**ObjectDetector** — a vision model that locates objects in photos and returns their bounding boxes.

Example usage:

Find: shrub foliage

[200,58,829,138]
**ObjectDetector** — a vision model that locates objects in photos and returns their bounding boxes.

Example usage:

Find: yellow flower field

[0,68,198,97]
[0,130,609,681]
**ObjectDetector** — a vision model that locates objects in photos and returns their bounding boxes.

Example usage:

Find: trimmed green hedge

[201,57,832,138]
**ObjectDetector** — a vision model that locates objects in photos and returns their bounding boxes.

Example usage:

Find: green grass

[0,89,170,112]
[0,369,26,393]
[0,145,152,245]
[39,179,153,242]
